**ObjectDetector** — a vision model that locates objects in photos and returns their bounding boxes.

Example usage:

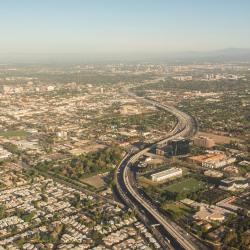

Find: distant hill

[1,48,250,64]
[159,48,250,63]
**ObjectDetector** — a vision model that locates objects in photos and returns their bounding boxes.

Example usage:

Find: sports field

[165,178,204,193]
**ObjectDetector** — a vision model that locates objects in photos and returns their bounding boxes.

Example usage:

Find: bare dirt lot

[81,174,106,188]
[144,152,166,165]
[197,131,242,144]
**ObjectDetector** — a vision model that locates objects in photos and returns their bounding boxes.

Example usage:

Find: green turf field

[165,177,204,193]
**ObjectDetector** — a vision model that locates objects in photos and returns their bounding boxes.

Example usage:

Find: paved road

[115,97,209,250]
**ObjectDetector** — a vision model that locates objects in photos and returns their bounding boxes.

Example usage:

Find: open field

[138,176,159,187]
[165,178,205,193]
[161,202,192,218]
[69,143,106,155]
[144,152,166,165]
[0,130,29,138]
[81,174,106,188]
[197,131,242,144]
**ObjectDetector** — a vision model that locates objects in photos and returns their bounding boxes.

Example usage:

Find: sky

[0,0,250,59]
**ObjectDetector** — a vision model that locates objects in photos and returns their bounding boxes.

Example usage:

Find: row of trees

[38,145,124,180]
[135,78,249,92]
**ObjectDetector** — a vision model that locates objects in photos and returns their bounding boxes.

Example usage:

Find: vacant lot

[197,131,242,144]
[81,174,106,188]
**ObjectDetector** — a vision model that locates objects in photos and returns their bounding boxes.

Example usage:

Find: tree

[223,229,237,246]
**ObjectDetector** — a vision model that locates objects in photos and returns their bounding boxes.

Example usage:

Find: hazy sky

[0,0,250,56]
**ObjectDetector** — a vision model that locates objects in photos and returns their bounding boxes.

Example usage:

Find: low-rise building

[187,151,236,168]
[203,157,236,169]
[193,136,215,148]
[219,177,249,191]
[151,167,182,182]
[187,152,226,165]
[204,170,223,178]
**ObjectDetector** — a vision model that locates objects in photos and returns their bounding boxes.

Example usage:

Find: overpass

[115,97,207,250]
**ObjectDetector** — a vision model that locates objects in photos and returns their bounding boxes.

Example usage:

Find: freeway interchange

[115,97,209,250]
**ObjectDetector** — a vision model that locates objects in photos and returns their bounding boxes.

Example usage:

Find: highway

[115,96,208,250]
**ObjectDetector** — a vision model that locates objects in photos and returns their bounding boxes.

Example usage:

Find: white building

[173,76,192,81]
[47,85,55,91]
[151,167,182,182]
[202,157,236,169]
[219,177,249,191]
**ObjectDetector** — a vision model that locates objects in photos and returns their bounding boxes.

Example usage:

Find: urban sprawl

[0,62,249,250]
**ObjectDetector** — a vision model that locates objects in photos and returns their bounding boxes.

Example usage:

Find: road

[115,97,208,250]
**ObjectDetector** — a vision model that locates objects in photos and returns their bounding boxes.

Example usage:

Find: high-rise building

[156,138,190,156]
[167,138,190,156]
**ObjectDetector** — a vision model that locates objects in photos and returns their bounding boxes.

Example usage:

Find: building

[169,138,190,155]
[172,76,192,81]
[216,197,241,212]
[156,138,190,156]
[47,85,55,91]
[187,151,235,168]
[193,136,215,148]
[223,165,239,175]
[202,157,236,169]
[187,152,226,165]
[151,167,182,182]
[204,170,223,178]
[193,207,226,223]
[56,131,68,139]
[181,198,233,223]
[219,177,249,191]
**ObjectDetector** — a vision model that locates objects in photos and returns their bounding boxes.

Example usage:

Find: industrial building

[151,167,182,182]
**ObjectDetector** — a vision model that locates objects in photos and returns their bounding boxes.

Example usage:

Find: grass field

[161,202,192,218]
[0,130,29,138]
[165,178,204,193]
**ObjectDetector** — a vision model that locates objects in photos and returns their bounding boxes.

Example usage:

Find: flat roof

[151,167,182,178]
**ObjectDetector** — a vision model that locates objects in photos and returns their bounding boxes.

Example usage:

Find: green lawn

[161,202,192,219]
[165,178,204,193]
[0,130,29,138]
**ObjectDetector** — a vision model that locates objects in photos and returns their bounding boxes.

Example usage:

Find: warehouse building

[151,167,182,182]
